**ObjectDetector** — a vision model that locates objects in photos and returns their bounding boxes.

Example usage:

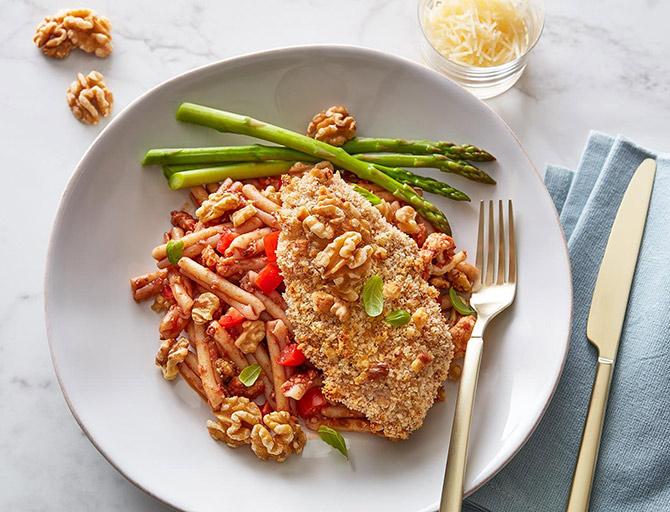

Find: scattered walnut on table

[306,105,356,146]
[62,8,112,57]
[33,16,73,58]
[66,71,113,125]
[33,8,112,59]
[207,396,263,448]
[250,411,306,462]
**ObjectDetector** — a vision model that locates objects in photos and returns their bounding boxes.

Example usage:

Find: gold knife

[566,158,656,511]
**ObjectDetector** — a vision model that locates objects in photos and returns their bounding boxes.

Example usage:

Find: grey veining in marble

[1,0,669,510]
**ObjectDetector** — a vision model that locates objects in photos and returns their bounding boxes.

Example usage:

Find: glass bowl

[418,0,545,99]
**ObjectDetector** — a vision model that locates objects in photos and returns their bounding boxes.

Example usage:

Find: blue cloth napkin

[464,132,670,512]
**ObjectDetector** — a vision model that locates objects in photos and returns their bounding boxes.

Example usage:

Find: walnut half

[33,17,73,59]
[33,9,112,59]
[234,320,265,354]
[306,105,356,146]
[250,411,307,462]
[66,71,113,125]
[155,337,190,380]
[207,396,262,448]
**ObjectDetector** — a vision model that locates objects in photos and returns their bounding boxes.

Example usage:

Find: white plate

[45,45,571,512]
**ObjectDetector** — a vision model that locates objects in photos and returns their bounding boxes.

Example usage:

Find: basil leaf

[352,184,382,206]
[317,426,348,458]
[449,287,476,316]
[166,239,184,265]
[238,363,262,387]
[361,275,384,317]
[385,309,411,326]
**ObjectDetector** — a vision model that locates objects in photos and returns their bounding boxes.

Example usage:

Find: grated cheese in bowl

[423,0,530,68]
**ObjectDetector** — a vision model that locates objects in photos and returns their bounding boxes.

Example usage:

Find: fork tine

[508,200,516,283]
[474,201,484,288]
[496,200,506,284]
[485,200,495,286]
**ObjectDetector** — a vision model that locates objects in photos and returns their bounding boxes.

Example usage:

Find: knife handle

[567,358,614,512]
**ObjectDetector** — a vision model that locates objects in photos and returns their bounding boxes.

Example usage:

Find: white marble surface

[1,0,669,510]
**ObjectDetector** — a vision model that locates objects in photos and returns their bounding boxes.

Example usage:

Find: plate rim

[44,43,573,512]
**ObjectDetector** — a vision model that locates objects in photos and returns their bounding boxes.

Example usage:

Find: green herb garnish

[385,309,411,326]
[317,426,348,458]
[352,184,382,205]
[449,287,476,316]
[238,363,262,387]
[166,239,184,264]
[361,275,384,317]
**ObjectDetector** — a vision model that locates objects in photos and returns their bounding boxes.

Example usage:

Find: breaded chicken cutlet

[276,163,454,439]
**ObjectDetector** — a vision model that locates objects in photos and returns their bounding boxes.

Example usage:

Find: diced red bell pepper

[216,232,237,255]
[297,386,327,418]
[218,307,245,329]
[263,231,280,262]
[277,343,306,367]
[255,263,283,294]
[161,282,174,300]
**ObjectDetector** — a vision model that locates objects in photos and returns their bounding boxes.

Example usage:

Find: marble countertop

[2,0,669,510]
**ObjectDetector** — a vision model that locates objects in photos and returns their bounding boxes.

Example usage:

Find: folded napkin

[464,132,670,512]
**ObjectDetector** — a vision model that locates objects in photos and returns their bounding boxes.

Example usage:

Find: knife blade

[587,158,656,360]
[567,158,656,512]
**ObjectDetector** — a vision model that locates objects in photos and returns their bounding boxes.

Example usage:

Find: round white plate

[45,45,571,512]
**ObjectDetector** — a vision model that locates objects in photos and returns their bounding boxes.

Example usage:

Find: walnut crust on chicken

[276,165,454,439]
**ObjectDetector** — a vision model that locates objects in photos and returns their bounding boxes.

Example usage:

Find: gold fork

[440,200,517,512]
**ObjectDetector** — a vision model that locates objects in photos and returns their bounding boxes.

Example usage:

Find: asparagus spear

[355,153,495,184]
[342,137,495,162]
[167,159,468,202]
[176,103,452,234]
[163,164,204,178]
[143,144,317,166]
[351,184,382,205]
[157,149,494,184]
[167,162,293,190]
[374,165,470,202]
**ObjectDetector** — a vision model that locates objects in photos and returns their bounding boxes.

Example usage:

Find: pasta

[130,172,475,462]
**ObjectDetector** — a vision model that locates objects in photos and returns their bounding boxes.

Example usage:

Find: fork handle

[440,336,484,512]
[566,358,614,512]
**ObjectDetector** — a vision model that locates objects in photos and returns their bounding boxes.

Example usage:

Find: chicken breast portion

[276,164,453,439]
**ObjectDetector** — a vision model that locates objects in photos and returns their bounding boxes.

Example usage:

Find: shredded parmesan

[423,0,529,67]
